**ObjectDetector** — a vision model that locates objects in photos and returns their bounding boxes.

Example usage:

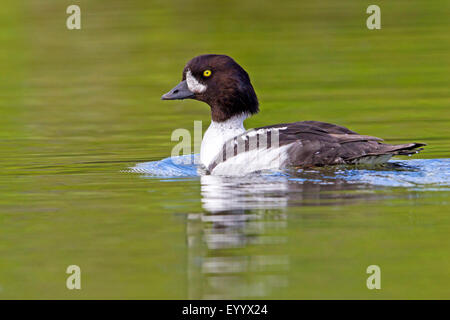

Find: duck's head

[161,54,259,122]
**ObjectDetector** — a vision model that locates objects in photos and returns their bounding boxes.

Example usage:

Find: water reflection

[187,172,383,299]
[187,175,291,299]
[133,157,450,298]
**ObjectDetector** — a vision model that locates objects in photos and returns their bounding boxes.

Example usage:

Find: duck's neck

[200,113,248,168]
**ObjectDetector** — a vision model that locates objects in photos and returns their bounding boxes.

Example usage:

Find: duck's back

[206,121,425,175]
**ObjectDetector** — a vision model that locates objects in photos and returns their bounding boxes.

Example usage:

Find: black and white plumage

[206,121,425,175]
[162,54,426,175]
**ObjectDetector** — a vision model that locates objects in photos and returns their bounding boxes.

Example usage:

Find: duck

[161,54,425,175]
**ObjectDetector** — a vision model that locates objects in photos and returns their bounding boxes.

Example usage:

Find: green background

[0,0,449,299]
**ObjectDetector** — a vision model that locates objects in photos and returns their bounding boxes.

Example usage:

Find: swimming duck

[162,54,425,175]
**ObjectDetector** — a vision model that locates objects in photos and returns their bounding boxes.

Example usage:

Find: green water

[1,0,449,299]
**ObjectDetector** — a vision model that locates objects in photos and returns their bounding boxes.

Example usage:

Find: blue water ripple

[129,156,450,188]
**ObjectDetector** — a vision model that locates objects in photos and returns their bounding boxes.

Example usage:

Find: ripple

[331,159,450,187]
[129,155,450,188]
[128,154,199,177]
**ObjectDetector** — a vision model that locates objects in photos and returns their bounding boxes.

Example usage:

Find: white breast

[200,114,247,168]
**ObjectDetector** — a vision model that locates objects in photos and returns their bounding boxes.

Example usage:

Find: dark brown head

[161,54,259,122]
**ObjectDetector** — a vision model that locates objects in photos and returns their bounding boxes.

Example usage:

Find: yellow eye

[203,70,212,77]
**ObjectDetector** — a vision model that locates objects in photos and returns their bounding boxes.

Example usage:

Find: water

[1,0,449,299]
[132,156,450,188]
[129,156,450,299]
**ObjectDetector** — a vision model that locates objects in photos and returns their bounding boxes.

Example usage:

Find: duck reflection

[187,175,291,299]
[186,168,395,299]
[134,156,432,298]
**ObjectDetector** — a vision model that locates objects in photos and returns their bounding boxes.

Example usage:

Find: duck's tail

[347,142,426,165]
[385,142,427,156]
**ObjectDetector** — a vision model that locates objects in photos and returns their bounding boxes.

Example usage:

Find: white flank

[211,144,291,176]
[200,115,291,175]
[353,154,393,165]
[186,69,207,93]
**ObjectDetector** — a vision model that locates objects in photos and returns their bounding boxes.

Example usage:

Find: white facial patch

[186,70,207,93]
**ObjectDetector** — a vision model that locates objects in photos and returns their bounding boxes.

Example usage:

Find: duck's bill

[161,80,194,100]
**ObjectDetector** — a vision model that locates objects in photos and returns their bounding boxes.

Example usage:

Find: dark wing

[208,121,425,171]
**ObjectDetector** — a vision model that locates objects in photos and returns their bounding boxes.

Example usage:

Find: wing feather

[207,121,425,172]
